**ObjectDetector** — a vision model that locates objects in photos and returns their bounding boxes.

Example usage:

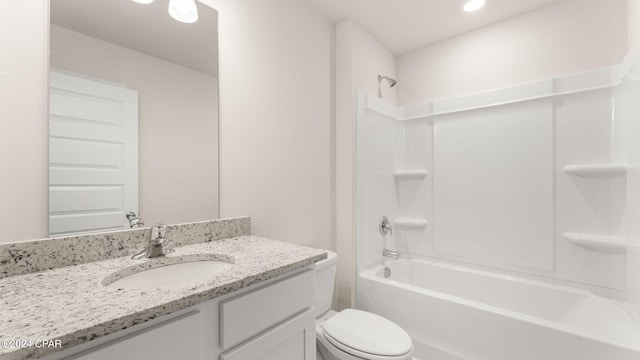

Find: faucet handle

[151,224,167,244]
[379,216,393,236]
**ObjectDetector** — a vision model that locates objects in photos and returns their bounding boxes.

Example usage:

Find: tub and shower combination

[356,57,640,359]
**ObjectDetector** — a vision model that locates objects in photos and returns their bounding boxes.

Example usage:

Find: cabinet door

[66,311,201,360]
[220,309,315,360]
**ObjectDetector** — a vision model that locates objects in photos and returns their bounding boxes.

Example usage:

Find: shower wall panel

[614,59,640,301]
[356,98,403,270]
[394,120,432,256]
[554,89,626,291]
[432,100,554,272]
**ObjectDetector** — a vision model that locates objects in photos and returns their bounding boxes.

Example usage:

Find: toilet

[314,251,413,360]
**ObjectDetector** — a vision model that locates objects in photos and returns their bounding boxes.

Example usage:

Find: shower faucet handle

[379,216,393,236]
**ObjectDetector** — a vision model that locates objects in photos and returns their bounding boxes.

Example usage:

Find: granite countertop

[0,235,327,360]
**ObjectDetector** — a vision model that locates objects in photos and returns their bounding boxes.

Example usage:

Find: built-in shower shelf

[564,232,626,253]
[562,164,628,177]
[393,218,428,228]
[393,170,428,179]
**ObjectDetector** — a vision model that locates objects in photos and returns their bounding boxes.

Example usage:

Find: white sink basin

[104,255,234,290]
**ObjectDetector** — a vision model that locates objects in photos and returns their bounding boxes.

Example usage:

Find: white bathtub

[357,259,640,360]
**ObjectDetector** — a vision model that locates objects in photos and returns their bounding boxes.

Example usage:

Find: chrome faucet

[379,216,400,260]
[379,216,393,236]
[132,224,169,259]
[126,211,145,228]
[382,248,400,260]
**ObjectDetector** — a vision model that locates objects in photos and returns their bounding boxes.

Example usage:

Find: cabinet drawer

[220,269,314,349]
[220,309,316,360]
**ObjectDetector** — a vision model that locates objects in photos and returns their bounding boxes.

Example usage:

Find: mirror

[49,0,219,236]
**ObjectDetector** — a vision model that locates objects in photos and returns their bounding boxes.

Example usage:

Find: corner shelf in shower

[562,164,628,177]
[393,169,428,179]
[564,232,626,253]
[393,218,428,228]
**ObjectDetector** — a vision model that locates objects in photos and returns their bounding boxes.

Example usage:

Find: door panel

[49,71,138,236]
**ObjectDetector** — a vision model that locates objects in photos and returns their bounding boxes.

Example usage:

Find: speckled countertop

[0,235,327,360]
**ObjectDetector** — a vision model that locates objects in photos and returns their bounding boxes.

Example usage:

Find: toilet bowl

[314,251,413,360]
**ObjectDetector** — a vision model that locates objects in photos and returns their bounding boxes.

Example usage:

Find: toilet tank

[314,250,337,317]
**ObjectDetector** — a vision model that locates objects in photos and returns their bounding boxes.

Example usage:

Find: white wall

[628,0,640,51]
[335,20,397,309]
[50,25,219,226]
[397,0,628,106]
[201,0,334,250]
[0,1,49,242]
[337,21,398,107]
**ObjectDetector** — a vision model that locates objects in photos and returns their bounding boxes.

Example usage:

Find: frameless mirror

[49,0,219,237]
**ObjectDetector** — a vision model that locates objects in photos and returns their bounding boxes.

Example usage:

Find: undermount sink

[103,254,235,290]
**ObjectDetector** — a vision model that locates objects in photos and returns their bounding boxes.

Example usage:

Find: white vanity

[0,217,325,360]
[47,269,315,360]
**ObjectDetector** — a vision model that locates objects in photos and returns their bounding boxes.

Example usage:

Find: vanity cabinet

[45,268,315,360]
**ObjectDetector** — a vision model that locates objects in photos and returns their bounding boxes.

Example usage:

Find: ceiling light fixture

[168,0,199,24]
[131,0,155,4]
[464,0,486,12]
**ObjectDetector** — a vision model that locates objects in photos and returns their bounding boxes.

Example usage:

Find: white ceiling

[50,0,218,76]
[50,0,564,74]
[302,0,564,55]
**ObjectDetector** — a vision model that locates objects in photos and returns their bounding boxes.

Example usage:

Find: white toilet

[314,251,413,360]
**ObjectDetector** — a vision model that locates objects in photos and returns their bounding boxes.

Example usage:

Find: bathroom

[1,0,640,359]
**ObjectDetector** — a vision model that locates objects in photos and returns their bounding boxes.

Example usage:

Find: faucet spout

[382,248,400,260]
[131,224,170,259]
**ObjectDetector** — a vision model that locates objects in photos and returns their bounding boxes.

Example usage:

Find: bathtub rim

[358,258,640,353]
[369,251,629,300]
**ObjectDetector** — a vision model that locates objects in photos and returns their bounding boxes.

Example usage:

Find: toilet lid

[320,309,412,358]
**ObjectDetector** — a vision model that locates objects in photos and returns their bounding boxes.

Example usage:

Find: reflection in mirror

[49,0,219,237]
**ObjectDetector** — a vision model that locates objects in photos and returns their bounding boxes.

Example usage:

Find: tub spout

[383,248,400,260]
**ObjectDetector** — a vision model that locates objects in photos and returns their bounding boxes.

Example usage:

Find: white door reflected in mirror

[49,71,139,237]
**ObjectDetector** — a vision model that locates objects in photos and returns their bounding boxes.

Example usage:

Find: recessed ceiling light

[169,0,199,23]
[464,0,486,12]
[131,0,154,4]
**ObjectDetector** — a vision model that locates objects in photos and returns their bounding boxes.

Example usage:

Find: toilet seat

[320,309,413,360]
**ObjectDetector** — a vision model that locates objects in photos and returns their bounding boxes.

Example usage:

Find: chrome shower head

[378,74,397,88]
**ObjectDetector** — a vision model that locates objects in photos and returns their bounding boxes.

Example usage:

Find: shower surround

[356,53,640,359]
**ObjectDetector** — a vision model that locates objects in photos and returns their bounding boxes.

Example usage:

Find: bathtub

[357,258,640,360]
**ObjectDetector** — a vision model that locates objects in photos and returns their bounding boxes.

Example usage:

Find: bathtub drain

[384,267,391,278]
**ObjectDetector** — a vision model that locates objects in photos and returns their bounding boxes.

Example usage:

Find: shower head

[378,74,397,88]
